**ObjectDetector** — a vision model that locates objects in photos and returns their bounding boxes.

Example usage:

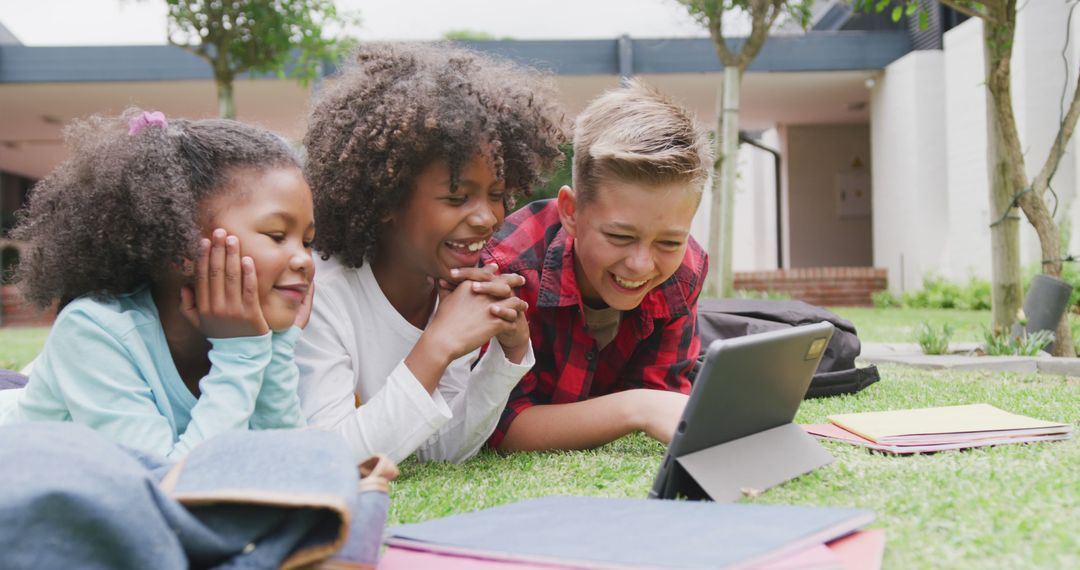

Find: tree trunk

[707,65,743,298]
[982,10,1076,355]
[986,115,1024,334]
[216,77,236,119]
[983,19,1024,335]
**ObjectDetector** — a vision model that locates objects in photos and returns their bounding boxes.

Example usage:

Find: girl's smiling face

[381,152,506,280]
[203,166,315,331]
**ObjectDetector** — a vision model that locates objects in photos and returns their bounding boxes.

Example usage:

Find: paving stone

[1035,358,1080,377]
[857,342,1080,374]
[858,353,1038,373]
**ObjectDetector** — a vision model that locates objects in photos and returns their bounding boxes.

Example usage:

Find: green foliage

[443,29,512,41]
[732,289,792,301]
[0,246,19,285]
[901,276,992,311]
[871,290,901,308]
[514,143,572,211]
[915,321,953,355]
[162,0,360,116]
[981,328,1054,356]
[1070,313,1080,355]
[678,0,815,31]
[1051,262,1080,312]
[852,0,930,28]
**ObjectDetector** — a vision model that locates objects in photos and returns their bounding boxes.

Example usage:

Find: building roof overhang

[0,31,912,83]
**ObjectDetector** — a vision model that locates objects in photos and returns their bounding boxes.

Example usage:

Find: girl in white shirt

[296,43,567,463]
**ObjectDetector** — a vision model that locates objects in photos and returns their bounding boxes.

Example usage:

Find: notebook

[826,404,1072,445]
[802,423,1071,454]
[384,496,874,570]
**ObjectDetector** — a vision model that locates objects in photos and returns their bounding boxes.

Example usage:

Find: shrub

[915,322,953,355]
[901,276,991,311]
[872,290,901,308]
[981,328,1054,356]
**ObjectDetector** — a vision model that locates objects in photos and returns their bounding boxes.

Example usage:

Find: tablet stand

[672,423,834,502]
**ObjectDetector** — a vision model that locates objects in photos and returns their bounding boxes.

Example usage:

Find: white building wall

[871,50,948,293]
[941,17,991,282]
[733,129,780,271]
[1015,1,1079,263]
[690,128,780,273]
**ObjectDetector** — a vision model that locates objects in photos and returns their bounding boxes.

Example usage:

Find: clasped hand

[430,264,530,362]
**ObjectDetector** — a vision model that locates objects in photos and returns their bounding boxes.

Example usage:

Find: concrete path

[858,342,1080,376]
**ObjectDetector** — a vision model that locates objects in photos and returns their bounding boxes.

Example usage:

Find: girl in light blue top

[0,110,316,459]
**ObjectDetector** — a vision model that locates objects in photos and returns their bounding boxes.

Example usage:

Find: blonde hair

[571,79,712,204]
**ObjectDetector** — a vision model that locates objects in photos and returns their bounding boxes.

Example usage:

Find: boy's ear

[556,185,578,237]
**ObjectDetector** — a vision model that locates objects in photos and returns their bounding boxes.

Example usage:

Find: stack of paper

[381,496,877,569]
[804,404,1073,454]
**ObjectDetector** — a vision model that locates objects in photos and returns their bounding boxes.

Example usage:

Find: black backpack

[690,299,880,398]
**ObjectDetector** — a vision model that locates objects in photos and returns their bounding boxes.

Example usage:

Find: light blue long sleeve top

[0,287,305,459]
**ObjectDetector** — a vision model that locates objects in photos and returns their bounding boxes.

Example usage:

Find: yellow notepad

[827,404,1071,444]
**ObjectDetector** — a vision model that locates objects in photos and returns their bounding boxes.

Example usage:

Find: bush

[915,322,953,355]
[872,290,901,308]
[981,328,1054,356]
[900,276,992,311]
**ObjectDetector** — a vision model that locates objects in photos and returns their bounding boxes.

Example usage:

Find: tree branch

[706,8,738,66]
[735,0,775,70]
[1032,70,1080,195]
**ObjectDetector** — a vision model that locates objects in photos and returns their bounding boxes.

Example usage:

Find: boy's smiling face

[558,180,700,311]
[385,152,507,280]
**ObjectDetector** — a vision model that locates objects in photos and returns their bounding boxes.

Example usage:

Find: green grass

[392,366,1078,569]
[0,326,49,370]
[1,315,1077,568]
[832,307,991,343]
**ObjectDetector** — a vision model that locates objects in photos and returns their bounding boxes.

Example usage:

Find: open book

[804,404,1072,454]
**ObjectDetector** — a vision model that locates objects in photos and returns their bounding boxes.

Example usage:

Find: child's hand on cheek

[179,228,270,338]
[294,278,315,330]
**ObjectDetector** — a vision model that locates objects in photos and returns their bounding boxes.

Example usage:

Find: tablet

[650,321,835,501]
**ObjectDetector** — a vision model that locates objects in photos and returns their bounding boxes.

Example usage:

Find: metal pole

[738,133,784,269]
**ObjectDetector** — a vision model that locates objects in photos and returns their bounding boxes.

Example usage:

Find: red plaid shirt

[482,199,708,448]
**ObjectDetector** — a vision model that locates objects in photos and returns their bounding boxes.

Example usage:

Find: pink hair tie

[128,111,168,136]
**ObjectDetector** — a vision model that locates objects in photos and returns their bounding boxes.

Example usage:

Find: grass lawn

[393,365,1078,569]
[1,313,1077,568]
[831,307,992,343]
[0,326,50,370]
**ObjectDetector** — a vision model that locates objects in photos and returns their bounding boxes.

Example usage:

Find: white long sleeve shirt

[295,256,533,464]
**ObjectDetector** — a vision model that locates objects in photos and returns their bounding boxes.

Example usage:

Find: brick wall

[1,285,55,327]
[734,267,887,307]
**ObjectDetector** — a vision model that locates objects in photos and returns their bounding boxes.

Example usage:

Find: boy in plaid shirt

[479,80,713,451]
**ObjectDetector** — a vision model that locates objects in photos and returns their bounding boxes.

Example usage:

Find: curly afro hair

[304,42,568,268]
[12,109,300,308]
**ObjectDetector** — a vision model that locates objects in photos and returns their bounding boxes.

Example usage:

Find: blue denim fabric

[0,423,388,569]
[0,369,28,390]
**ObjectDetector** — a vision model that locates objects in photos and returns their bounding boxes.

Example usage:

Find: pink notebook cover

[378,530,885,570]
